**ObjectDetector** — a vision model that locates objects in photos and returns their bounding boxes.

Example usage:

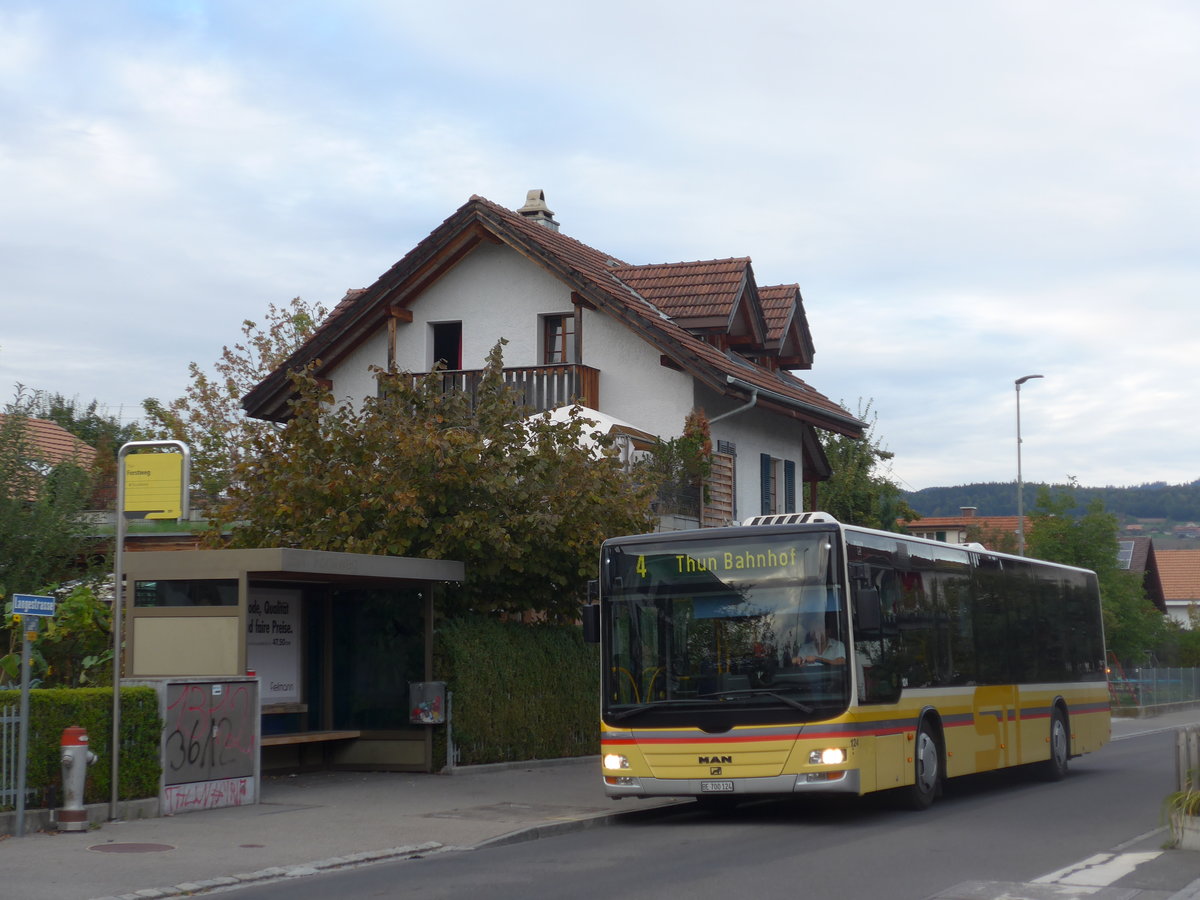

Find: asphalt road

[222,727,1180,900]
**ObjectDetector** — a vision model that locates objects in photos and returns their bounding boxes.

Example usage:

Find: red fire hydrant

[59,726,97,832]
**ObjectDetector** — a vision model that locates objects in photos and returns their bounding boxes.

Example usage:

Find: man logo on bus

[699,755,732,765]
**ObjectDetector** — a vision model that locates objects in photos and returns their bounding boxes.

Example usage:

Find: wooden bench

[260,729,361,747]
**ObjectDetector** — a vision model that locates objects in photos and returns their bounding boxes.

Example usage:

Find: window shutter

[784,460,796,513]
[760,454,772,515]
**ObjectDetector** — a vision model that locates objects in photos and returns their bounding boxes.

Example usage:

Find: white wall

[699,385,808,521]
[329,329,388,406]
[582,308,693,438]
[395,241,570,370]
[320,239,809,524]
[1167,604,1194,628]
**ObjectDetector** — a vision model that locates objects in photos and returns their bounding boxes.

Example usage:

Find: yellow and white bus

[588,513,1110,809]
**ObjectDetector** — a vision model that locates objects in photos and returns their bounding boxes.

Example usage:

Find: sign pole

[111,440,189,820]
[10,594,55,838]
[15,617,34,837]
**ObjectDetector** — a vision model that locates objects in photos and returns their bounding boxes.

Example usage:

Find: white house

[242,191,864,527]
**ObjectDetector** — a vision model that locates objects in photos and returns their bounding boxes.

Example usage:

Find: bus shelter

[123,548,464,774]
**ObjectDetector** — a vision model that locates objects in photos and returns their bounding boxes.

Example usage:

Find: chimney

[960,506,977,518]
[517,189,559,232]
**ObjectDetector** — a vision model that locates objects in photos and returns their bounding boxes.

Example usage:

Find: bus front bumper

[603,768,861,800]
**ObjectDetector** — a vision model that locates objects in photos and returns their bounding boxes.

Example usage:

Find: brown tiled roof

[758,284,795,340]
[904,514,1026,534]
[1157,550,1200,602]
[1123,536,1152,573]
[757,283,814,368]
[242,195,864,440]
[0,415,96,469]
[610,258,765,341]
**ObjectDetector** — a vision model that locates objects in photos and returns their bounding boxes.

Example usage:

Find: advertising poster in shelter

[246,587,301,704]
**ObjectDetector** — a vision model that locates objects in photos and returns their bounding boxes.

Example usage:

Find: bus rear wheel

[905,721,941,810]
[1040,708,1070,781]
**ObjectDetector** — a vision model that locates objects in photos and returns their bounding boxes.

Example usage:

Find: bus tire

[905,721,941,810]
[1040,707,1070,782]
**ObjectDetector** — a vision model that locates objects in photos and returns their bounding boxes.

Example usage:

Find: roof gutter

[709,385,759,424]
[720,376,866,434]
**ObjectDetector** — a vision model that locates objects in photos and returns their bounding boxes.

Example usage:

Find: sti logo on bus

[699,755,732,764]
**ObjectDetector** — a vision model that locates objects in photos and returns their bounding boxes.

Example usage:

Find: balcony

[404,364,600,414]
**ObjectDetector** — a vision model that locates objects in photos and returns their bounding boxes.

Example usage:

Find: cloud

[1,0,1197,488]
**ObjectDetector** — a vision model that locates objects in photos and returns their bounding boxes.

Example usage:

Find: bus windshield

[601,529,847,725]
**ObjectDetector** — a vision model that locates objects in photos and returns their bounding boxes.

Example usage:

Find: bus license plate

[701,780,734,793]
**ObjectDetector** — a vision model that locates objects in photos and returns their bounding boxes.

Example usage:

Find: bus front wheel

[905,721,941,810]
[1040,708,1070,782]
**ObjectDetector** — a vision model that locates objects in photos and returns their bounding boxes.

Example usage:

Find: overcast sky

[2,1,1197,491]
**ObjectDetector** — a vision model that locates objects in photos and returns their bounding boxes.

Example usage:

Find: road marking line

[1033,851,1162,887]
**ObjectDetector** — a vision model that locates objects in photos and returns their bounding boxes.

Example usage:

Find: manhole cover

[88,842,176,854]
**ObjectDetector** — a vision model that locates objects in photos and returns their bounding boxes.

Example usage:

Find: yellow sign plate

[123,452,184,520]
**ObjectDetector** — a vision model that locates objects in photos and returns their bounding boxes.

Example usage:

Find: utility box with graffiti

[128,677,261,815]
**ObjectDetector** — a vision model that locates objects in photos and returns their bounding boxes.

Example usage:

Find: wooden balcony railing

[402,364,600,413]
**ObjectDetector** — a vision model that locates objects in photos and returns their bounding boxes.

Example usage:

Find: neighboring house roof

[1118,536,1168,614]
[0,414,97,502]
[0,415,96,471]
[1157,550,1200,607]
[901,514,1026,547]
[242,194,864,443]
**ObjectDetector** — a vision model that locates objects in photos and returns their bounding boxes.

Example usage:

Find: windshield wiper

[608,699,712,721]
[697,688,815,714]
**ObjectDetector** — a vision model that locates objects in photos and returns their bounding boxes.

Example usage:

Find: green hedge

[433,618,599,766]
[0,687,161,808]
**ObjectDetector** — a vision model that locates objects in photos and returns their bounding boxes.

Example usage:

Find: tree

[1025,482,1168,666]
[817,399,915,530]
[0,389,96,600]
[142,296,328,501]
[635,408,713,519]
[211,342,661,620]
[26,390,144,459]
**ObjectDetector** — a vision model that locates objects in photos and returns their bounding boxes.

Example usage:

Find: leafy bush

[0,687,160,809]
[433,617,598,766]
[2,581,113,688]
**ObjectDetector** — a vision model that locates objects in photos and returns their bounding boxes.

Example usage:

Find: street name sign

[12,593,56,617]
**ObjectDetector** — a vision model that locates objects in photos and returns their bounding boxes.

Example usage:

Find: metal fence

[1,703,19,811]
[1111,667,1200,709]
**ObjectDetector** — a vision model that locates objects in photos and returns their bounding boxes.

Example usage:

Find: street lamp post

[1015,374,1044,556]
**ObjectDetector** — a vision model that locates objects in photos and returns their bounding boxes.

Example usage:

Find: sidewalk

[0,712,1198,900]
[0,757,681,900]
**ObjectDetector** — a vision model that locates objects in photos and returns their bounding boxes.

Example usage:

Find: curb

[474,799,691,849]
[87,842,447,900]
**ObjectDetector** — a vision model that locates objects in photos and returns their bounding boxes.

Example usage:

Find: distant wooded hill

[902,480,1200,522]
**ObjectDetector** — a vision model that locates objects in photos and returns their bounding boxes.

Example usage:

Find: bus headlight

[603,753,630,770]
[809,748,846,766]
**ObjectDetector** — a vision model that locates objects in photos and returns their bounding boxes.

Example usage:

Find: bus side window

[853,570,900,704]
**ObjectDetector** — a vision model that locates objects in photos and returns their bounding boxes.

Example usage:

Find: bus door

[849,562,906,790]
[972,685,1018,770]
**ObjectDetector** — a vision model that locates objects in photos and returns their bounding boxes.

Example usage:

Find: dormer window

[542,313,576,365]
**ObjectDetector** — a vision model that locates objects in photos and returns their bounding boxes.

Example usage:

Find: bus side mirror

[854,587,881,633]
[582,604,600,644]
